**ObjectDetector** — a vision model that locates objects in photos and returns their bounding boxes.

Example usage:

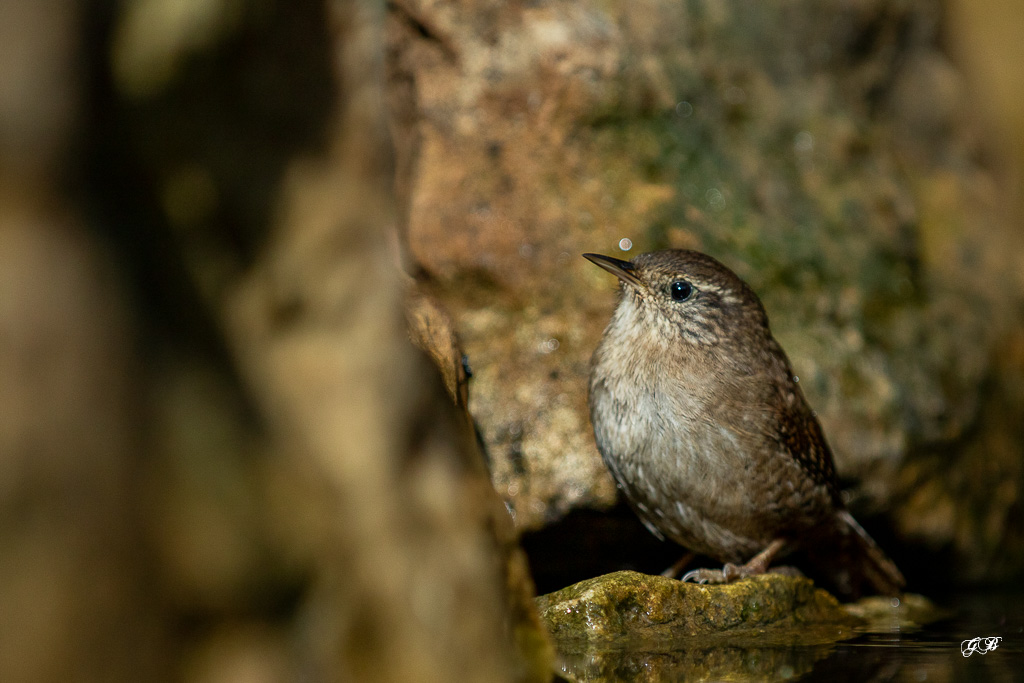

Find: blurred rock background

[387,0,1024,591]
[1,0,1023,681]
[1,0,546,682]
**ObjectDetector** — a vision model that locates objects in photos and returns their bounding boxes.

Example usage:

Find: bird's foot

[679,539,788,585]
[680,563,743,584]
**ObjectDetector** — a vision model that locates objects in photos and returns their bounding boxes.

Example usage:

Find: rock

[219,2,552,681]
[537,571,859,646]
[405,285,472,409]
[844,592,948,632]
[535,570,944,682]
[0,0,555,680]
[537,571,861,682]
[0,202,164,683]
[0,3,167,682]
[386,0,1024,582]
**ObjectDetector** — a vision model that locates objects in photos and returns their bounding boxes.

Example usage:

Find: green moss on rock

[537,570,861,647]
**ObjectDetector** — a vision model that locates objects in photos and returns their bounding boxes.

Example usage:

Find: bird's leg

[660,552,695,578]
[680,539,787,584]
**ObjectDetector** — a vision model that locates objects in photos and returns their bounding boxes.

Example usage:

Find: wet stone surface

[537,570,944,682]
[537,570,861,646]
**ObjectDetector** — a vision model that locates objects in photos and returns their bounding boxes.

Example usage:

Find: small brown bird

[585,249,905,597]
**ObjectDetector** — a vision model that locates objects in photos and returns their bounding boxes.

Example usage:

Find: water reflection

[556,641,834,682]
[552,590,1024,683]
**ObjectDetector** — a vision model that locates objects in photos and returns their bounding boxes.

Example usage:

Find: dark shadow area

[521,498,684,595]
[525,497,942,599]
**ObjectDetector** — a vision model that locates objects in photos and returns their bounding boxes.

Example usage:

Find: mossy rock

[537,570,861,648]
[538,570,873,681]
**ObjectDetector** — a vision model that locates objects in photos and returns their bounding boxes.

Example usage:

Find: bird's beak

[583,253,643,288]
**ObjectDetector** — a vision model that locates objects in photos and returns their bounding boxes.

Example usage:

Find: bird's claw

[680,562,745,585]
[680,568,726,584]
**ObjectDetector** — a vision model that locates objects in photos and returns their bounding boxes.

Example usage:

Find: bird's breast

[590,339,776,556]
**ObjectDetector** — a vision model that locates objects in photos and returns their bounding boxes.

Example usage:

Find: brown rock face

[2,0,552,681]
[386,0,1024,583]
[0,3,163,681]
[214,2,551,680]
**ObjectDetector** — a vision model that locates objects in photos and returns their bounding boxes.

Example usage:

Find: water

[553,589,1024,682]
[812,590,1024,683]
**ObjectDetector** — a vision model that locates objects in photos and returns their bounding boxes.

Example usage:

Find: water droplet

[618,237,633,251]
[675,101,693,117]
[519,243,534,258]
[539,338,560,354]
[705,187,725,209]
[891,597,901,608]
[794,130,814,153]
[793,375,800,383]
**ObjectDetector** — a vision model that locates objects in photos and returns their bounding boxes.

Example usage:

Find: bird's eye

[670,280,693,302]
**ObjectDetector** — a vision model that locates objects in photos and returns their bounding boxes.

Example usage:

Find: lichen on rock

[537,571,860,646]
[537,570,865,682]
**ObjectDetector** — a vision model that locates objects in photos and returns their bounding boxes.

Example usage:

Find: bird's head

[583,249,769,348]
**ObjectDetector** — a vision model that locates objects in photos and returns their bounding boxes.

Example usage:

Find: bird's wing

[756,337,843,506]
[772,402,842,505]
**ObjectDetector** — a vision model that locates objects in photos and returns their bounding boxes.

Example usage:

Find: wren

[584,249,905,597]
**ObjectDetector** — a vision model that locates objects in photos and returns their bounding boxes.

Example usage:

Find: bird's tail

[833,509,905,597]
